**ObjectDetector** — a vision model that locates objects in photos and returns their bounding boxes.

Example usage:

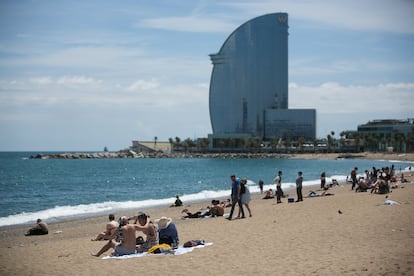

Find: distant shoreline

[28,151,414,161]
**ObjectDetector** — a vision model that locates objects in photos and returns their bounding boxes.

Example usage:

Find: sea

[1,151,413,228]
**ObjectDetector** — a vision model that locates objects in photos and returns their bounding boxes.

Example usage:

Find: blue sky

[1,0,413,151]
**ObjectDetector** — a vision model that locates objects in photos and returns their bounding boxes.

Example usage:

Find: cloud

[289,81,414,115]
[126,79,160,91]
[137,15,237,33]
[226,0,414,34]
[0,75,209,110]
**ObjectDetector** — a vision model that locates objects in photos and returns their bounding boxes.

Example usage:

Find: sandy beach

[1,154,413,275]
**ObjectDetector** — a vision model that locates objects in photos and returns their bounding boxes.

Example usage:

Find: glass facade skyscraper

[209,13,316,139]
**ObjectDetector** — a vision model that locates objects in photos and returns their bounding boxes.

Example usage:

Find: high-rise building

[209,13,316,140]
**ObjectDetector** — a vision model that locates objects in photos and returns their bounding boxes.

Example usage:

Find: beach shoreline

[1,154,413,275]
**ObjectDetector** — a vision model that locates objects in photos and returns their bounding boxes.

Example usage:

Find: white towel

[102,242,213,259]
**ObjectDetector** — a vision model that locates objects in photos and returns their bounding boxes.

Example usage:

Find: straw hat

[155,216,172,229]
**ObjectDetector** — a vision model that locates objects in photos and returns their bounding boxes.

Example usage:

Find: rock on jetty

[29,151,292,159]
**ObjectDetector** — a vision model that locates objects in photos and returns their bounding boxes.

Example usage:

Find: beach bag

[136,236,144,245]
[147,243,172,254]
[159,236,174,246]
[183,239,205,248]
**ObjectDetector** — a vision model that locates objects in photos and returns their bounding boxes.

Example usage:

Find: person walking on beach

[296,171,303,202]
[226,174,245,220]
[258,179,264,194]
[273,171,284,204]
[351,167,358,190]
[239,178,252,217]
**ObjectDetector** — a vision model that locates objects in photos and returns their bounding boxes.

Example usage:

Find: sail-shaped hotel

[209,13,316,141]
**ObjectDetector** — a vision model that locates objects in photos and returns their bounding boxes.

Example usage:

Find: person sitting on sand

[331,179,339,187]
[263,188,274,199]
[221,198,232,208]
[25,218,48,236]
[156,217,179,249]
[355,178,368,192]
[370,175,389,194]
[133,212,158,253]
[400,173,408,183]
[209,199,224,217]
[91,214,119,241]
[170,195,183,207]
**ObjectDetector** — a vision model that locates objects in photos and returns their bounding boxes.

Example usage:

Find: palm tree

[313,138,318,153]
[168,138,174,153]
[327,134,332,153]
[298,137,306,152]
[175,137,181,151]
[270,138,278,152]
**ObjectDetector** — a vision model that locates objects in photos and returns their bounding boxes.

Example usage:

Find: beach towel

[383,200,399,205]
[102,242,213,259]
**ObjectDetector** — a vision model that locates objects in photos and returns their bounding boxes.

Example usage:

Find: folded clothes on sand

[102,242,213,259]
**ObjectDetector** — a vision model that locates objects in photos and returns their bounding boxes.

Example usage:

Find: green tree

[298,137,306,152]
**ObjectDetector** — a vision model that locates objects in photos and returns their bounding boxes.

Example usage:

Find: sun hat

[155,217,172,229]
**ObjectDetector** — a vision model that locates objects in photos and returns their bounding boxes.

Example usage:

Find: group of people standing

[272,170,304,203]
[227,170,305,221]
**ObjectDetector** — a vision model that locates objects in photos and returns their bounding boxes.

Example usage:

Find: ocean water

[0,152,412,228]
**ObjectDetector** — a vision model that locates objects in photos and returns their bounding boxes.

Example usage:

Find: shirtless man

[25,219,48,236]
[92,215,153,257]
[91,214,119,241]
[133,212,158,253]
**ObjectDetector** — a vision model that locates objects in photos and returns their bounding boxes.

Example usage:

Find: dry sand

[1,154,413,276]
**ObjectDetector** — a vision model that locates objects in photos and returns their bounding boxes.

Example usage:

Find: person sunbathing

[209,200,224,217]
[263,189,275,199]
[371,176,389,194]
[181,208,211,218]
[170,195,183,207]
[355,179,368,192]
[221,198,232,208]
[25,219,48,236]
[91,214,119,241]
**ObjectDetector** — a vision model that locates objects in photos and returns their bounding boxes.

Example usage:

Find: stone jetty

[29,151,292,159]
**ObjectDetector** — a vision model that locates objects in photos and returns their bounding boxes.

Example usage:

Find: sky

[0,0,413,151]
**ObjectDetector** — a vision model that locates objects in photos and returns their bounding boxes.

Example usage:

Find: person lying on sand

[181,208,211,218]
[307,191,334,197]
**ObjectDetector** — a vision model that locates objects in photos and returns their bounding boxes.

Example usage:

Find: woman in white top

[239,178,252,217]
